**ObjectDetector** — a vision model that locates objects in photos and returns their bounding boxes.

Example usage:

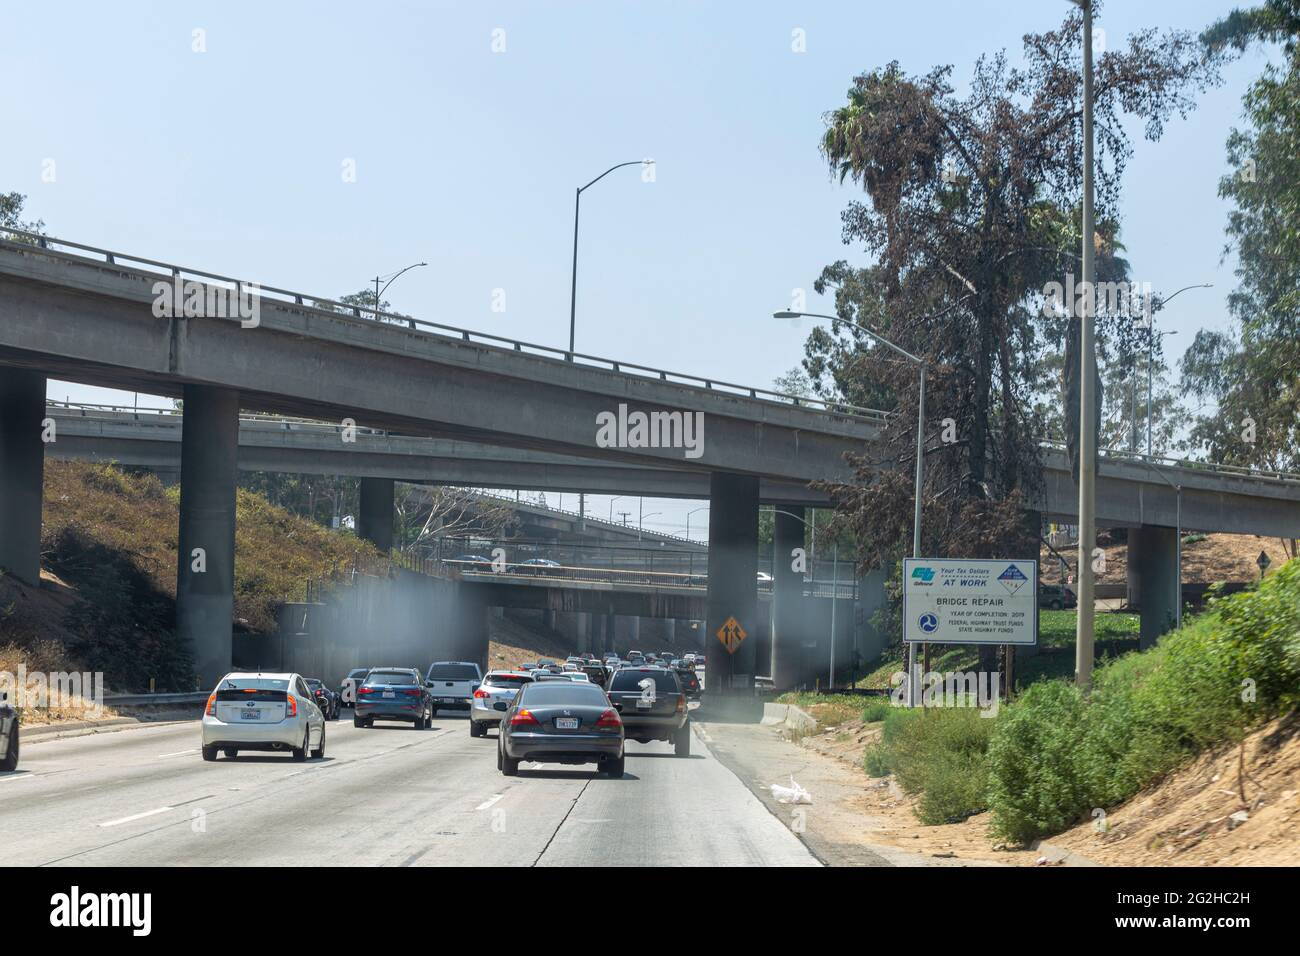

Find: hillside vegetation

[0,461,378,691]
[857,558,1300,843]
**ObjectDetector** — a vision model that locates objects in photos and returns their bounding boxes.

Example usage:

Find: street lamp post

[568,160,653,356]
[774,309,927,702]
[371,262,427,324]
[685,506,709,542]
[1143,284,1209,456]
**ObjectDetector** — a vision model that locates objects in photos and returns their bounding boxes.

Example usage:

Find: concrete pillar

[358,478,392,554]
[1129,525,1178,650]
[771,505,804,689]
[176,385,240,689]
[543,609,557,631]
[605,611,617,654]
[0,369,46,585]
[576,612,590,653]
[357,477,395,553]
[705,472,760,694]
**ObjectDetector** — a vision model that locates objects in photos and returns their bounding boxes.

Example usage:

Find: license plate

[440,697,457,703]
[240,709,261,720]
[382,691,395,699]
[636,699,652,710]
[555,717,579,729]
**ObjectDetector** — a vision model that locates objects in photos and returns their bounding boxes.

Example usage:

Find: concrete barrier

[761,702,818,735]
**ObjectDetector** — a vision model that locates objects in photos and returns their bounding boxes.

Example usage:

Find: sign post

[903,558,1039,705]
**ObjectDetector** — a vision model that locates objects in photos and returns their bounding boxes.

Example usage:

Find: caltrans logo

[911,566,936,583]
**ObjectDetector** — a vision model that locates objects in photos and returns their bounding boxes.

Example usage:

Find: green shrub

[987,558,1300,843]
[862,706,996,823]
[860,697,893,723]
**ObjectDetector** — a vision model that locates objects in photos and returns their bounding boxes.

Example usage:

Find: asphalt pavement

[2,711,818,866]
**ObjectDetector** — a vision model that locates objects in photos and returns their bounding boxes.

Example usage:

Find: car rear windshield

[485,674,532,687]
[609,670,682,694]
[427,664,479,681]
[215,677,289,701]
[364,670,418,685]
[520,683,608,707]
[347,669,369,679]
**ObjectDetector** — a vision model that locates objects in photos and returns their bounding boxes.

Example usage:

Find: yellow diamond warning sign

[716,616,747,654]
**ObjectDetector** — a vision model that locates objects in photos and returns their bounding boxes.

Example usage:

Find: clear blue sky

[1,0,1275,539]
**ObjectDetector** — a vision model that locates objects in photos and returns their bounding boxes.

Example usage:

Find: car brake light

[473,689,489,698]
[286,695,297,717]
[595,709,621,729]
[510,709,539,727]
[403,688,421,696]
[358,686,375,695]
[675,696,686,714]
[205,692,216,716]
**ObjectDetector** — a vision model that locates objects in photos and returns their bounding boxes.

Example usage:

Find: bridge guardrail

[6,228,891,426]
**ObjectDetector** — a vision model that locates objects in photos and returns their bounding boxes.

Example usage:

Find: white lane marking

[98,805,174,828]
[0,774,37,784]
[158,749,197,758]
[476,793,505,811]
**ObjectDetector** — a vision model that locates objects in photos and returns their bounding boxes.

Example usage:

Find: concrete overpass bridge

[4,231,1299,686]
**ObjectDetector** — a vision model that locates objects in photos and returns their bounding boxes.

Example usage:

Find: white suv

[425,661,483,715]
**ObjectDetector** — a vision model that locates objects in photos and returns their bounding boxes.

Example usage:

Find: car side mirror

[493,701,508,712]
[425,681,435,688]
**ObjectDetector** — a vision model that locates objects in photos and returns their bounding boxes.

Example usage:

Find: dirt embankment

[788,707,1300,866]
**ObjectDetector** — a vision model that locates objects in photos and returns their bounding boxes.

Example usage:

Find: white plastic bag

[769,775,812,805]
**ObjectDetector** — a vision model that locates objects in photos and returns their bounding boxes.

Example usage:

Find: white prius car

[201,672,326,762]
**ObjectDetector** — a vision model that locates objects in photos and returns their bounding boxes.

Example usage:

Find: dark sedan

[354,668,433,729]
[0,690,18,772]
[605,667,690,755]
[305,678,340,720]
[497,680,625,777]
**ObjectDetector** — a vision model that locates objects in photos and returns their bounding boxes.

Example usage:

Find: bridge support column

[1128,525,1179,650]
[0,369,45,585]
[176,385,240,689]
[770,505,804,690]
[357,477,395,553]
[705,473,759,695]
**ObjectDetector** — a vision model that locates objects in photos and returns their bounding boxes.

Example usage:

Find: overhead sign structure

[903,558,1038,646]
[716,616,747,654]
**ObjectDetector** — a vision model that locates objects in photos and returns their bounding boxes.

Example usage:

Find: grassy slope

[0,461,379,691]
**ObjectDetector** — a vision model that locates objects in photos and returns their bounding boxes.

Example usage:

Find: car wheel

[429,706,438,718]
[353,715,365,728]
[292,729,309,762]
[1051,599,1062,610]
[470,721,484,738]
[499,738,519,776]
[312,724,326,759]
[201,745,218,762]
[675,725,691,757]
[223,748,238,759]
[0,722,18,771]
[603,755,625,778]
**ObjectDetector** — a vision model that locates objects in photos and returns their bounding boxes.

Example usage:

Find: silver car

[201,672,326,762]
[469,670,535,738]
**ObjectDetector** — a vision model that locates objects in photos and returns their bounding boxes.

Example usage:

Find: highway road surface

[2,715,818,866]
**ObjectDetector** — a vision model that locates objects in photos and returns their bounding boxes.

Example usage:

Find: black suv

[605,667,691,755]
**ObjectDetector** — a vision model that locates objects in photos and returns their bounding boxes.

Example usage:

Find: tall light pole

[568,160,653,355]
[568,160,652,526]
[371,261,427,323]
[685,506,709,542]
[1143,284,1209,456]
[1072,0,1099,691]
[775,309,927,703]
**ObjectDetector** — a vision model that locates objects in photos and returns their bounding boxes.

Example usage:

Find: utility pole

[1075,0,1098,691]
